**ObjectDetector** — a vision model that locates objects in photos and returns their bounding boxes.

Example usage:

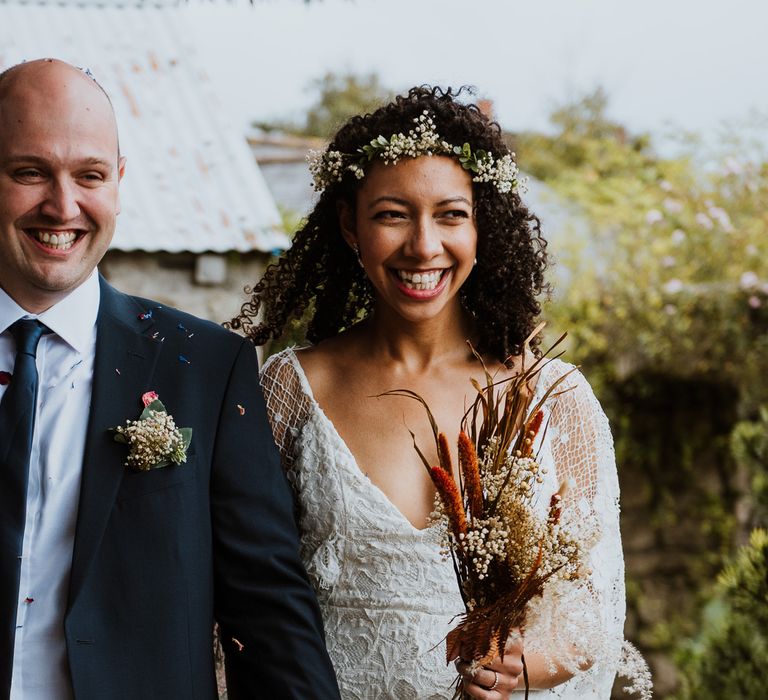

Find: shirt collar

[0,270,101,354]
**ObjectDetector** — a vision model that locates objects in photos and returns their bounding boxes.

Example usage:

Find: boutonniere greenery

[111,391,192,471]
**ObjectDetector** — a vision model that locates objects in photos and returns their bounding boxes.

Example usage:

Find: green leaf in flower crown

[376,135,389,146]
[462,143,472,158]
[140,399,166,420]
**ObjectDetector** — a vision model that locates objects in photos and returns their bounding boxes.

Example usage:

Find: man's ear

[115,156,127,215]
[337,200,358,250]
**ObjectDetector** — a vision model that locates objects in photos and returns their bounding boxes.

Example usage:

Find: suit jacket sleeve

[211,338,340,699]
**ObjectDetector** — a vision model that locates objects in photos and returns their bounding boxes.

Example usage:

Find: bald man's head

[0,57,126,312]
[0,59,121,158]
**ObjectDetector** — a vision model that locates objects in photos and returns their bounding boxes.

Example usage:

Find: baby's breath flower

[115,411,186,470]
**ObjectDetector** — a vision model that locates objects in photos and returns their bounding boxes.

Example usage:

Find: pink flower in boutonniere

[142,391,159,407]
[110,393,192,471]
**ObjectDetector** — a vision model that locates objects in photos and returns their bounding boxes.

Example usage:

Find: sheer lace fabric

[261,348,626,698]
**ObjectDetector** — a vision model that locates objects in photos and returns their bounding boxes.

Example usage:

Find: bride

[231,87,628,698]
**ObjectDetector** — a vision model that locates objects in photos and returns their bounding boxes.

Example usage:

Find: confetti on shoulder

[178,354,191,364]
[138,310,153,321]
[237,404,246,415]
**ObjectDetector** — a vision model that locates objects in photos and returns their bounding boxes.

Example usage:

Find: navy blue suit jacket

[46,278,339,699]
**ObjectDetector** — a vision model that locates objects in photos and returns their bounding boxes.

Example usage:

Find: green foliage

[256,71,394,138]
[674,529,768,699]
[517,90,768,416]
[517,91,767,693]
[277,203,305,241]
[731,408,768,527]
[513,87,652,182]
[304,72,393,137]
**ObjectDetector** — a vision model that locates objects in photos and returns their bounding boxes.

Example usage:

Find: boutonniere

[111,391,193,471]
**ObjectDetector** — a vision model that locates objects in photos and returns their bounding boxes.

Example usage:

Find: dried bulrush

[430,463,468,541]
[458,431,483,520]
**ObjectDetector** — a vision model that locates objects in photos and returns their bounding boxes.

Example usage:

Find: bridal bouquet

[383,327,592,699]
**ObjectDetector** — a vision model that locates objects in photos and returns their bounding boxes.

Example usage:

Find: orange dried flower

[438,432,453,473]
[522,409,544,457]
[458,431,483,519]
[430,465,467,539]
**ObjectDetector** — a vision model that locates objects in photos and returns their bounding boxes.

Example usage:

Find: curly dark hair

[230,86,548,362]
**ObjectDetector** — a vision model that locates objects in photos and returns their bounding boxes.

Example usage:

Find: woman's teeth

[397,270,444,291]
[33,231,77,251]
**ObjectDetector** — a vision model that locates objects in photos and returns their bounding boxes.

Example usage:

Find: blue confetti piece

[138,310,153,321]
[178,354,191,364]
[177,323,186,331]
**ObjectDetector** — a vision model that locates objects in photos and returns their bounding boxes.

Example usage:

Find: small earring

[473,257,478,267]
[353,245,364,269]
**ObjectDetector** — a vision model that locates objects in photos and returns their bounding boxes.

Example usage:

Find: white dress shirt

[1,271,100,700]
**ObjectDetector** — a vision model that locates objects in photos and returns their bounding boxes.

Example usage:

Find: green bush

[731,408,768,528]
[674,529,768,699]
[515,91,768,415]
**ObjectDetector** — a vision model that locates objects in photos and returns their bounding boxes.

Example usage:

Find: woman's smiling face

[340,155,477,326]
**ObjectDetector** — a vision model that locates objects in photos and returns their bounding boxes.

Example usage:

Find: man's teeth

[397,270,444,291]
[32,231,77,250]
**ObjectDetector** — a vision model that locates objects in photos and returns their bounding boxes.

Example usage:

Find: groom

[0,59,340,699]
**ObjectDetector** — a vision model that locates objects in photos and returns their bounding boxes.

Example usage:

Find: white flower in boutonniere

[111,391,193,471]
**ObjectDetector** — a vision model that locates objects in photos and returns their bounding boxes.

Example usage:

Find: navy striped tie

[0,319,47,692]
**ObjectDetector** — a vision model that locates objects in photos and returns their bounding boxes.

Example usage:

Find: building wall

[100,250,267,328]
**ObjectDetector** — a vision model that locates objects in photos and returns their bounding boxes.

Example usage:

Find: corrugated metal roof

[0,1,289,254]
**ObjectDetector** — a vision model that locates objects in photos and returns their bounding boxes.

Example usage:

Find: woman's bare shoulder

[295,326,368,386]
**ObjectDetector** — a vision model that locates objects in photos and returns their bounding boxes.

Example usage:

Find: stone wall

[100,250,267,328]
[608,374,740,698]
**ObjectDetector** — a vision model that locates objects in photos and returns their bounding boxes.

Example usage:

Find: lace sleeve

[523,360,634,696]
[259,349,313,478]
[544,361,618,512]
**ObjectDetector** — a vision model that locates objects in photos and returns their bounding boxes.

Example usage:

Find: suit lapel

[68,279,162,607]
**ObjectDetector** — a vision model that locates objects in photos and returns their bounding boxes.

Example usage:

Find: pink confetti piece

[237,404,246,416]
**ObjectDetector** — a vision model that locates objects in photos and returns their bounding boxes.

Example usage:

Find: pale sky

[185,0,768,142]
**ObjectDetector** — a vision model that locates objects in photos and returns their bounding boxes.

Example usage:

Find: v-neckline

[283,347,553,536]
[286,348,438,535]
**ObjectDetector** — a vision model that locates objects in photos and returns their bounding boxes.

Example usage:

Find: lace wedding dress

[261,348,627,699]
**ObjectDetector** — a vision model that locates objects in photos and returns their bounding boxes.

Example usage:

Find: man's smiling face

[0,59,125,313]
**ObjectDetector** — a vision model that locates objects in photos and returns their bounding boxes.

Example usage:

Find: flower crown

[307,110,527,195]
